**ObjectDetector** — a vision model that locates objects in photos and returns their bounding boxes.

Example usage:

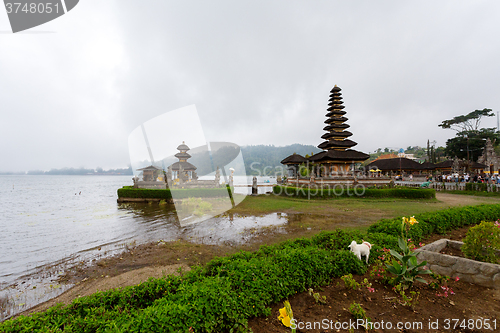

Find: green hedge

[368,204,500,241]
[117,186,231,200]
[273,185,435,199]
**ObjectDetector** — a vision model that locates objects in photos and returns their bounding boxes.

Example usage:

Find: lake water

[0,175,279,320]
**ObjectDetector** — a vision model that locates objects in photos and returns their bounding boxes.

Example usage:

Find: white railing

[395,181,500,191]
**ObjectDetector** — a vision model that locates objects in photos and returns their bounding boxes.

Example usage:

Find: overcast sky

[1,0,499,171]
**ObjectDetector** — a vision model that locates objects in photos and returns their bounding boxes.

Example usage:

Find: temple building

[170,141,198,182]
[281,153,308,178]
[433,159,487,175]
[280,85,387,186]
[281,86,370,179]
[308,85,370,175]
[136,165,163,182]
[365,157,424,176]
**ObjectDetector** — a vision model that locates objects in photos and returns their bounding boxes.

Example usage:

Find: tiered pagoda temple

[170,141,197,181]
[308,85,370,176]
[281,85,389,186]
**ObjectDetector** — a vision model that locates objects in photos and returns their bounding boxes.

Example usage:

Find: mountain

[241,144,321,176]
[24,167,133,175]
[11,144,318,177]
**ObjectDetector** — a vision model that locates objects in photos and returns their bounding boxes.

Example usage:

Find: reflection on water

[117,202,289,245]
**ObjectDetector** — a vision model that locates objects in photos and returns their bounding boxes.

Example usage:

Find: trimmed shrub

[272,185,435,200]
[117,187,230,199]
[465,183,488,192]
[462,221,500,264]
[368,204,500,241]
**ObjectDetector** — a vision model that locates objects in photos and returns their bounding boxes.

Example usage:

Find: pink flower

[454,276,460,282]
[367,287,375,293]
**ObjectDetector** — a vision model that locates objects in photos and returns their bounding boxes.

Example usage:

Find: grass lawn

[230,191,500,217]
[446,190,500,197]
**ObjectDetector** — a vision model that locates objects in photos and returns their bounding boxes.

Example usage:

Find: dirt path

[436,192,500,206]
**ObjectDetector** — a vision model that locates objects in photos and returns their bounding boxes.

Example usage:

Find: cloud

[1,0,499,171]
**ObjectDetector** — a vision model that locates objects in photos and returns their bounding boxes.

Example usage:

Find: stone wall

[285,177,391,187]
[415,239,500,289]
[134,181,167,189]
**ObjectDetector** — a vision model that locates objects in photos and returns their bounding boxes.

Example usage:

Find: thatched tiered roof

[314,85,369,162]
[170,142,197,171]
[366,158,423,171]
[280,153,308,164]
[317,86,359,151]
[280,85,369,166]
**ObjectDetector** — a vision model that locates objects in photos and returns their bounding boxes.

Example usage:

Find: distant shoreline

[0,173,133,176]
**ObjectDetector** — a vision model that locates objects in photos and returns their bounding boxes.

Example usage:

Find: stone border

[415,239,500,289]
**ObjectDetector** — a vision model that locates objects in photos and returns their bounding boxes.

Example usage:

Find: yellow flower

[409,216,418,225]
[282,314,291,327]
[278,307,291,327]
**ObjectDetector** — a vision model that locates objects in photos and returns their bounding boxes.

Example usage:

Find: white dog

[348,240,372,264]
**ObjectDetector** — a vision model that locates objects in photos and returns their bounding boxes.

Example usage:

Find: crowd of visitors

[427,173,500,184]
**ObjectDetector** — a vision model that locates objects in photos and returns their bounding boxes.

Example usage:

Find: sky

[1,0,500,172]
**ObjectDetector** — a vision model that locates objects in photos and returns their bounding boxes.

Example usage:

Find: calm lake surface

[0,175,279,319]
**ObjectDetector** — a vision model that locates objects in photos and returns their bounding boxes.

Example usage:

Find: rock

[479,263,500,277]
[493,273,500,289]
[454,259,480,275]
[437,254,457,267]
[472,274,494,288]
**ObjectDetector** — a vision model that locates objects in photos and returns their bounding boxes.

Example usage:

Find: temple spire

[318,85,357,151]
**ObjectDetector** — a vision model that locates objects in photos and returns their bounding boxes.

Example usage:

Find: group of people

[432,173,500,184]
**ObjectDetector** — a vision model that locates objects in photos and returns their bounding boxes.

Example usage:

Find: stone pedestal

[252,176,258,195]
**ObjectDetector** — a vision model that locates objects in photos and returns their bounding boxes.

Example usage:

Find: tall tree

[438,108,494,132]
[440,109,497,162]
